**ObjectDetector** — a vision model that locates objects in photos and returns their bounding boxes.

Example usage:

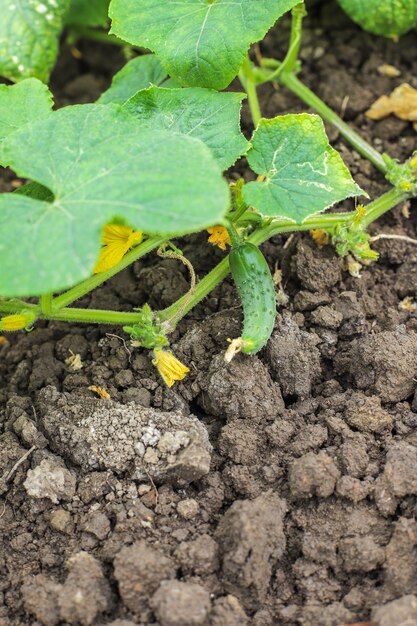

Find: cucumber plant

[0,0,416,387]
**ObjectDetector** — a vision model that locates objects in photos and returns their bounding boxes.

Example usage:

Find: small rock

[199,354,284,420]
[335,330,417,402]
[338,436,369,477]
[24,459,76,504]
[216,492,287,610]
[77,472,113,504]
[310,305,343,329]
[211,595,248,626]
[383,442,417,497]
[265,315,321,398]
[114,541,176,615]
[372,595,417,626]
[175,534,219,575]
[49,509,74,535]
[58,552,111,626]
[13,414,47,448]
[289,451,340,498]
[38,387,211,486]
[344,393,393,433]
[339,536,385,573]
[79,510,111,540]
[293,291,332,312]
[21,574,61,626]
[291,239,341,292]
[151,580,210,626]
[336,476,371,503]
[176,498,199,520]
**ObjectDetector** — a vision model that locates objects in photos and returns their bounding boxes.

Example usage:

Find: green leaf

[66,0,110,27]
[0,0,70,82]
[98,55,169,105]
[243,114,365,224]
[337,0,417,37]
[109,0,300,90]
[123,86,248,170]
[0,79,53,145]
[0,104,229,297]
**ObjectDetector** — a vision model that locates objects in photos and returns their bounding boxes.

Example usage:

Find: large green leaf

[0,79,53,143]
[244,114,365,224]
[0,104,229,297]
[109,0,300,90]
[66,0,110,27]
[98,55,169,105]
[337,0,417,37]
[0,0,70,82]
[123,86,248,170]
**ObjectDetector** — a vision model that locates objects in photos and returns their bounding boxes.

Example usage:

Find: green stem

[0,301,38,315]
[40,293,53,316]
[226,221,242,247]
[159,188,408,326]
[268,2,306,80]
[278,72,388,174]
[239,56,262,127]
[361,187,408,227]
[42,307,142,326]
[53,236,166,310]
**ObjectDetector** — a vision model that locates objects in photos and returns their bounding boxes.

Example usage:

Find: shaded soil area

[1,2,417,626]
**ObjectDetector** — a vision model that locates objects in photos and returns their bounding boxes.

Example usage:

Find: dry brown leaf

[88,385,111,400]
[0,336,8,346]
[366,83,417,126]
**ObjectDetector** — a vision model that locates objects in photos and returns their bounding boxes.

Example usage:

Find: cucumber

[228,242,276,357]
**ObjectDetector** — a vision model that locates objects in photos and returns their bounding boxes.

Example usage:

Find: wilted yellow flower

[152,348,189,387]
[88,385,111,399]
[94,224,143,273]
[207,226,231,251]
[0,312,35,332]
[310,229,330,247]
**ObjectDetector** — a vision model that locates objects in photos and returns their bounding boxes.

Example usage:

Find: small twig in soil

[3,445,37,483]
[144,467,159,507]
[370,233,417,245]
[106,333,133,364]
[0,502,6,519]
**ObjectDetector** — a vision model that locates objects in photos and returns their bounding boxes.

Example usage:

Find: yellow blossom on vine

[94,224,143,274]
[0,312,35,332]
[153,348,189,388]
[207,226,231,251]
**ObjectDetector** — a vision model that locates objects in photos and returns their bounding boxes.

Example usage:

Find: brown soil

[1,2,417,626]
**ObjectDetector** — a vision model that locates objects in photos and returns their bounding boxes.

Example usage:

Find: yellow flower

[152,348,189,388]
[94,224,143,274]
[0,312,35,332]
[207,226,231,251]
[310,229,330,247]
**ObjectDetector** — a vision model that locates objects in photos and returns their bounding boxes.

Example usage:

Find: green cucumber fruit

[229,242,276,355]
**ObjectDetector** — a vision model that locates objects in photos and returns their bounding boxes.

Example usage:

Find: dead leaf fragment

[65,350,83,371]
[0,336,8,346]
[377,63,401,78]
[88,385,111,400]
[399,296,417,312]
[366,83,417,130]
